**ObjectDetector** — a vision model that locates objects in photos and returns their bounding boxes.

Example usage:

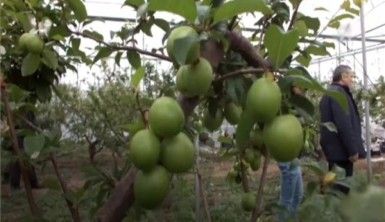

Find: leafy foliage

[2,0,383,221]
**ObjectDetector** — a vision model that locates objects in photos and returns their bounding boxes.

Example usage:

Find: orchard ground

[2,145,384,222]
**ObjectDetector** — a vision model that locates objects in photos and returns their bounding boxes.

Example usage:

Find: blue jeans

[278,160,303,222]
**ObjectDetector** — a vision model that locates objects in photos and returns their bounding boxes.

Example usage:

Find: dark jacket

[319,83,366,161]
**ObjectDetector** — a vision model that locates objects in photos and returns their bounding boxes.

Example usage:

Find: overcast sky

[61,0,385,89]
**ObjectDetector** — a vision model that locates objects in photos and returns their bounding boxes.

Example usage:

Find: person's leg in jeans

[278,161,303,222]
[292,164,304,214]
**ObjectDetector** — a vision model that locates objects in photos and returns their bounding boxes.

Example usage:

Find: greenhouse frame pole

[360,2,372,182]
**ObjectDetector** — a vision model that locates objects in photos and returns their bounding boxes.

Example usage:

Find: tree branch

[96,168,138,222]
[215,68,288,82]
[19,115,81,222]
[240,160,250,192]
[178,95,200,118]
[250,155,270,222]
[1,83,40,217]
[71,31,172,62]
[215,68,264,82]
[226,31,272,71]
[135,91,148,127]
[50,153,82,222]
[196,167,212,222]
[287,2,301,31]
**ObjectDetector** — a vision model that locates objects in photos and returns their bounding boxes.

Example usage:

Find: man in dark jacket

[319,65,366,178]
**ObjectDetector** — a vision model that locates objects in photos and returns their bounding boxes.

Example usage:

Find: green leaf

[289,0,302,8]
[296,53,312,67]
[302,161,326,176]
[322,41,336,49]
[115,51,123,66]
[346,7,360,16]
[67,0,88,22]
[226,78,246,105]
[286,67,324,91]
[340,185,385,222]
[24,135,45,159]
[289,94,315,117]
[272,2,290,21]
[306,45,330,56]
[137,2,149,18]
[21,53,40,76]
[264,25,299,68]
[36,84,52,102]
[119,121,145,135]
[328,13,355,28]
[326,89,349,112]
[330,13,355,23]
[298,15,320,34]
[173,35,200,65]
[235,108,256,150]
[340,0,360,15]
[127,50,141,69]
[124,0,145,9]
[314,7,328,11]
[148,0,197,23]
[305,181,319,197]
[41,48,58,69]
[328,20,340,29]
[154,18,170,33]
[353,0,366,8]
[218,136,233,145]
[71,38,81,50]
[293,20,308,36]
[7,84,29,103]
[213,0,272,24]
[93,47,113,63]
[15,12,32,32]
[321,122,338,133]
[41,176,61,191]
[219,148,238,160]
[286,75,317,90]
[49,25,70,40]
[140,20,153,36]
[83,30,104,42]
[341,0,351,10]
[131,67,145,88]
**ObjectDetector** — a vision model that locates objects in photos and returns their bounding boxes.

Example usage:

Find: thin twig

[196,167,212,222]
[50,153,82,222]
[215,68,264,82]
[258,17,269,48]
[240,159,250,192]
[71,31,172,62]
[1,83,40,217]
[19,116,81,222]
[250,155,270,222]
[315,7,342,39]
[287,2,301,31]
[215,68,288,82]
[52,86,126,144]
[135,91,148,127]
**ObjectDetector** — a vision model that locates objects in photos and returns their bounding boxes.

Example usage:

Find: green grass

[2,150,384,222]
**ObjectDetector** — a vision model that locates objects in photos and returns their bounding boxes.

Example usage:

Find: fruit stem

[135,91,148,127]
[238,151,250,192]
